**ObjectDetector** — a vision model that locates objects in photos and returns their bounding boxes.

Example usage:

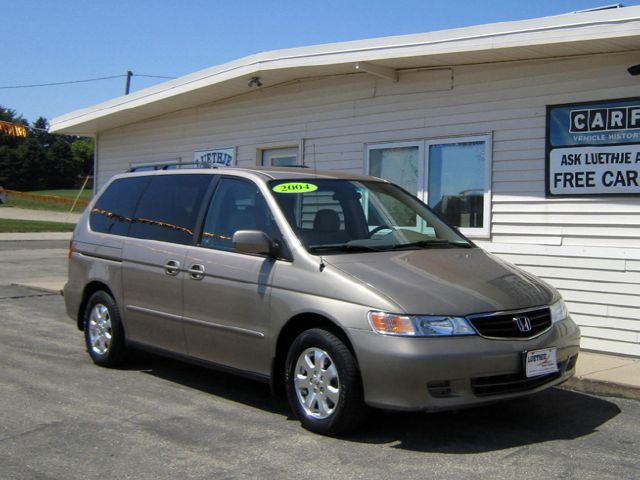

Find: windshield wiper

[308,243,383,253]
[308,240,471,253]
[390,239,472,250]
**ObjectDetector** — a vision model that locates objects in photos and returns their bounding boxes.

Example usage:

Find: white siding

[478,241,640,356]
[96,51,640,356]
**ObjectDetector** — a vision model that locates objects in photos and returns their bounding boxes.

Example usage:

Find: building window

[367,135,492,237]
[261,147,299,167]
[368,142,422,196]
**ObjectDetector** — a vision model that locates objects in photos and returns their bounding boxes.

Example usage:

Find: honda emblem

[513,316,532,333]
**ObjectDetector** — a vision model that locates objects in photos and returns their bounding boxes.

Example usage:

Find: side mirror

[232,230,277,257]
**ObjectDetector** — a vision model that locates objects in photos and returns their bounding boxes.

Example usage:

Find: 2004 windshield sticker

[272,182,318,193]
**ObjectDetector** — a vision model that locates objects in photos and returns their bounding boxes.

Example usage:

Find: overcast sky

[2,0,639,123]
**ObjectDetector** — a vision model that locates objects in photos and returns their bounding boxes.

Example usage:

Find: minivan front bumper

[349,318,580,411]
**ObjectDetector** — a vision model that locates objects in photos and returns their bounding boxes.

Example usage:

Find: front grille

[467,307,552,339]
[471,359,567,397]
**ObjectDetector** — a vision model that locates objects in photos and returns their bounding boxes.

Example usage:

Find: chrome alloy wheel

[88,303,112,356]
[294,347,341,419]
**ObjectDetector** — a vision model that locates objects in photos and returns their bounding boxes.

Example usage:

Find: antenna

[125,70,133,95]
[312,143,326,272]
[313,143,317,177]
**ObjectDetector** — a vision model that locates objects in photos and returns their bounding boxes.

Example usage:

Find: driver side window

[200,178,279,251]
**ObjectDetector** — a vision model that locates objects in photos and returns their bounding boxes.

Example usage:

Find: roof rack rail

[127,162,313,172]
[127,161,223,172]
[573,3,624,13]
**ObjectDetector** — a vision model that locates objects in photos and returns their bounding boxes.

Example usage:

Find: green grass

[2,189,91,213]
[30,189,93,201]
[0,218,76,233]
[3,197,81,212]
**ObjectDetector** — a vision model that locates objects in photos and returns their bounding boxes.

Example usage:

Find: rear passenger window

[128,174,212,245]
[200,177,279,251]
[90,176,151,236]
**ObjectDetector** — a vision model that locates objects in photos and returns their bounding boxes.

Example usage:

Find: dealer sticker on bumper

[525,348,559,378]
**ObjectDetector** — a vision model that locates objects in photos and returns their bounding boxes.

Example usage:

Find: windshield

[268,179,473,253]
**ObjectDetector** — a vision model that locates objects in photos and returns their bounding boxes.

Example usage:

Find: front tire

[83,291,127,367]
[285,328,369,435]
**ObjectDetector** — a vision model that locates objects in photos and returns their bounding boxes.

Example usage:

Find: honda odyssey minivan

[65,166,580,434]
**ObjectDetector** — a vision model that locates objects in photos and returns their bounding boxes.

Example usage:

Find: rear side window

[128,174,212,245]
[90,176,151,236]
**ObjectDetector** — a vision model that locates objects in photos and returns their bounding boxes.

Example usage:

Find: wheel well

[271,313,356,397]
[77,282,114,330]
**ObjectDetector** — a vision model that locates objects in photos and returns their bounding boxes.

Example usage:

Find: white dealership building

[51,6,640,357]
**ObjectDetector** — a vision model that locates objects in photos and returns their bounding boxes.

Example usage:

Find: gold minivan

[65,166,580,435]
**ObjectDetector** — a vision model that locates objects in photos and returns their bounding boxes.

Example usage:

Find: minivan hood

[324,248,555,316]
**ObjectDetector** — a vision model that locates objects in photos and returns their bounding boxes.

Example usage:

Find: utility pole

[125,70,133,95]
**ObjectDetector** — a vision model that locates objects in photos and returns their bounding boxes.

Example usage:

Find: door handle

[164,260,180,276]
[188,264,206,280]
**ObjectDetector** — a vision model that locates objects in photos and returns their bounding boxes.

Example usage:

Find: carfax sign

[546,98,640,197]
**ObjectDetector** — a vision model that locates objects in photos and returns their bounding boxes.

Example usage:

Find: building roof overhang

[50,6,640,136]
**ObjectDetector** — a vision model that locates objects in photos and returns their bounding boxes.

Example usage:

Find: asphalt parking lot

[1,241,639,480]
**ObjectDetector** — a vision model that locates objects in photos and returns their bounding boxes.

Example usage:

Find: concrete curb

[0,232,72,241]
[0,206,81,223]
[561,376,640,401]
[12,283,64,295]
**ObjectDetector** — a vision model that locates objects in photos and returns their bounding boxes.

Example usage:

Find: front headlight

[368,311,477,337]
[550,298,568,323]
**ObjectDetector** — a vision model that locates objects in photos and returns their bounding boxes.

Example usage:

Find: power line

[0,75,125,89]
[134,74,176,80]
[0,73,176,90]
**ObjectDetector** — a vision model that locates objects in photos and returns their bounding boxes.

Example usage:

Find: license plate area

[525,347,558,378]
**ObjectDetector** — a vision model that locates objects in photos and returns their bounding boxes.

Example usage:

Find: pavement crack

[0,421,64,444]
[0,293,59,300]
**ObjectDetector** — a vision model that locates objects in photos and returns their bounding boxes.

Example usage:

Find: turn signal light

[368,312,416,336]
[368,311,477,337]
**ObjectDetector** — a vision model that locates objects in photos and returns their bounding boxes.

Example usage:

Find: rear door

[182,177,280,375]
[121,173,212,354]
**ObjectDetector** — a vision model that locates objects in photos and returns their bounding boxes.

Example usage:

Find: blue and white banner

[547,98,640,197]
[193,147,235,167]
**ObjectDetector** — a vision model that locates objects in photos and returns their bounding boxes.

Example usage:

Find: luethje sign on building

[546,98,640,197]
[193,147,235,167]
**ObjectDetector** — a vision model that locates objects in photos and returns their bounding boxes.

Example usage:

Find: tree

[32,117,61,147]
[47,139,75,188]
[0,145,18,185]
[71,137,95,177]
[11,138,47,189]
[0,104,94,190]
[0,106,26,124]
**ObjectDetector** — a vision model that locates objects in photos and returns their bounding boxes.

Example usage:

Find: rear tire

[83,291,128,367]
[285,328,369,435]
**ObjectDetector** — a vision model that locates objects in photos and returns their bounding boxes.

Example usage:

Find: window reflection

[428,142,485,228]
[369,146,419,195]
[127,175,211,245]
